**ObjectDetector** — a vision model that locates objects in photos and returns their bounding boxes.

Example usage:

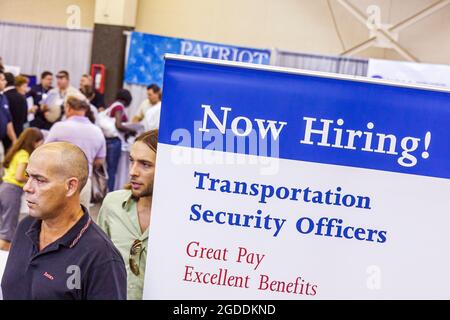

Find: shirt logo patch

[43,272,55,280]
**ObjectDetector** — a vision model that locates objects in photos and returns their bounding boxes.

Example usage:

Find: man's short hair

[66,95,90,112]
[147,84,161,93]
[41,71,53,79]
[4,72,15,87]
[56,70,69,79]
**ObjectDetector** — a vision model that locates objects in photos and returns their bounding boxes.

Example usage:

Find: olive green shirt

[97,190,148,300]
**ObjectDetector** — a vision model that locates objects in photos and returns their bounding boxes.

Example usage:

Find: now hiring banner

[143,55,450,299]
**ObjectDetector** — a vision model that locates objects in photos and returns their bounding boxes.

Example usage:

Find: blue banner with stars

[124,32,271,86]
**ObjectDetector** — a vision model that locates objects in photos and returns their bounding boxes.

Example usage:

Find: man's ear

[65,177,80,197]
[64,105,71,116]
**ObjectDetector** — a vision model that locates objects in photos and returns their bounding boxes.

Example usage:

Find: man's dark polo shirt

[90,90,105,110]
[27,84,52,106]
[0,93,12,140]
[1,207,127,300]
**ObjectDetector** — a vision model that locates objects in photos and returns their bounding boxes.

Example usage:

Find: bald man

[0,142,126,300]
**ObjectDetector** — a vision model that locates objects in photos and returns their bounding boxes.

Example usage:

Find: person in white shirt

[132,84,161,126]
[43,70,81,124]
[143,100,161,132]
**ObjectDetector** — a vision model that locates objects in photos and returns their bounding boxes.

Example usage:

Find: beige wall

[94,0,138,26]
[135,0,344,54]
[0,0,95,29]
[1,0,449,65]
[135,0,450,65]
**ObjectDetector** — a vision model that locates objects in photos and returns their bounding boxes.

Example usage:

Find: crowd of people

[0,60,163,299]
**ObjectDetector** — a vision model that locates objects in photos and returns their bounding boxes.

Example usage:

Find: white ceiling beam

[337,0,450,61]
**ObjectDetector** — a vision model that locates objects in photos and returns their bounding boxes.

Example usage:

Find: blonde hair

[15,75,29,88]
[3,128,43,169]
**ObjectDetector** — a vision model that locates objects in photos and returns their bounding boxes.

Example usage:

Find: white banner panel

[368,58,450,88]
[143,55,450,299]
